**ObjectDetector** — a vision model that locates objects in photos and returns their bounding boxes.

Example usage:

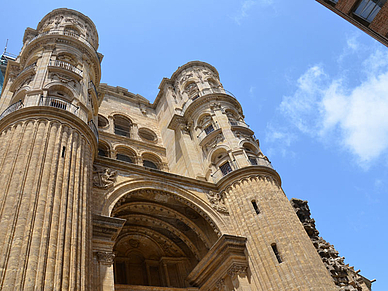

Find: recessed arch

[113,114,132,138]
[98,140,111,158]
[141,152,162,169]
[115,145,137,163]
[108,184,227,288]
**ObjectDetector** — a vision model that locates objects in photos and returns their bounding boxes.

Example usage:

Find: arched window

[98,141,110,158]
[143,160,158,169]
[114,115,132,138]
[116,154,134,163]
[142,153,162,170]
[115,146,136,164]
[98,114,109,128]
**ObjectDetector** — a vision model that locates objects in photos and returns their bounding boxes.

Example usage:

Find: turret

[0,9,101,290]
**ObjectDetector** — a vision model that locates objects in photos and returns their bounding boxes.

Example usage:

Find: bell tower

[0,8,100,290]
[164,62,336,290]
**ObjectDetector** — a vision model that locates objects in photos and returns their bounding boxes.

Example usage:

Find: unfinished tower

[0,8,371,291]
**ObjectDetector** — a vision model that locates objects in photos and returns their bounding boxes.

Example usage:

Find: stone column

[0,117,93,290]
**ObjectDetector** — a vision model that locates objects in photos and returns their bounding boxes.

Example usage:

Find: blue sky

[1,0,386,289]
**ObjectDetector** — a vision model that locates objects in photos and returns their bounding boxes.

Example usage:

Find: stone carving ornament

[203,133,224,153]
[227,264,248,278]
[207,191,229,214]
[93,166,118,189]
[96,251,115,265]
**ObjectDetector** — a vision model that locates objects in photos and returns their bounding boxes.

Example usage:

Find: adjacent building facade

[316,0,388,47]
[0,8,372,291]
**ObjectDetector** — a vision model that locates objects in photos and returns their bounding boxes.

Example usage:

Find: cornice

[183,93,242,119]
[99,83,151,106]
[93,157,217,192]
[216,165,282,193]
[0,106,98,157]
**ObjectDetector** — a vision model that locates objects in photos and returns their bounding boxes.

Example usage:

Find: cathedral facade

[0,8,371,291]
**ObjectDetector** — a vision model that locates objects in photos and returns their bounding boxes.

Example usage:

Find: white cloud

[268,48,388,167]
[233,0,273,25]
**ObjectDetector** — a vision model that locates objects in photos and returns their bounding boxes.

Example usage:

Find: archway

[111,188,221,289]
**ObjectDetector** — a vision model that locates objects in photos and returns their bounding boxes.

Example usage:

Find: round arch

[101,179,229,235]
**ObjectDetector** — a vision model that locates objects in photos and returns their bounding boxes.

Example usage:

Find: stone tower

[0,8,371,291]
[0,8,100,290]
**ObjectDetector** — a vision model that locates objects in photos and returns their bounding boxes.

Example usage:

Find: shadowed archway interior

[111,189,220,288]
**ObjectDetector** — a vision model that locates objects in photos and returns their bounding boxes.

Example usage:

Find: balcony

[199,87,236,98]
[17,62,37,77]
[39,96,79,114]
[48,60,83,78]
[0,98,98,141]
[26,29,99,61]
[197,122,221,145]
[181,87,236,114]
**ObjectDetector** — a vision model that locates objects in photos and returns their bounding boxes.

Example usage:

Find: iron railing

[88,81,98,97]
[39,96,79,114]
[229,120,250,128]
[26,29,99,60]
[199,87,236,98]
[197,122,220,142]
[0,100,23,120]
[88,120,99,141]
[48,60,83,77]
[17,62,36,77]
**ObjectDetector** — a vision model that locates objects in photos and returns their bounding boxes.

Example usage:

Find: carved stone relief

[96,251,115,266]
[207,191,229,214]
[203,133,224,153]
[227,264,248,278]
[233,130,255,143]
[93,166,118,189]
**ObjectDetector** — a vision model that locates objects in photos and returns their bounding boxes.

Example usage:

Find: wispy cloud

[233,0,273,25]
[267,41,388,168]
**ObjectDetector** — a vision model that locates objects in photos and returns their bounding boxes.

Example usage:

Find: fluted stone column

[223,174,336,291]
[0,117,93,290]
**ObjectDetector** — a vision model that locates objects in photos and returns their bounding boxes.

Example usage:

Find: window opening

[271,243,282,263]
[252,200,260,214]
[204,124,214,135]
[219,161,232,176]
[114,117,131,138]
[354,0,386,22]
[116,154,133,163]
[98,148,107,157]
[61,146,66,158]
[143,160,158,169]
[249,156,258,165]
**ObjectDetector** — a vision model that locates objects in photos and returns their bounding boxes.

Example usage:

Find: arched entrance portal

[111,189,220,289]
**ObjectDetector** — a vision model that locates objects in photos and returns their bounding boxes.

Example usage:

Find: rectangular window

[252,200,260,214]
[204,124,215,135]
[354,0,387,22]
[219,161,232,176]
[249,156,258,165]
[271,243,282,263]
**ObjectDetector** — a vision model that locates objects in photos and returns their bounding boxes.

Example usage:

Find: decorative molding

[215,278,226,290]
[207,191,229,214]
[96,251,115,265]
[203,132,224,153]
[227,264,248,278]
[93,165,117,189]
